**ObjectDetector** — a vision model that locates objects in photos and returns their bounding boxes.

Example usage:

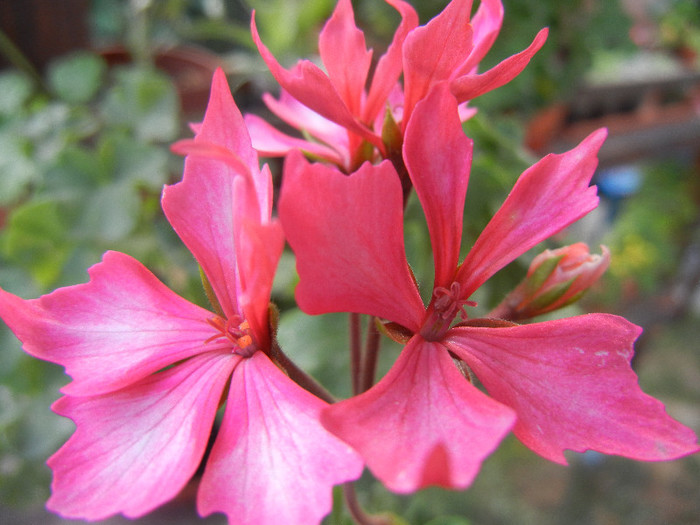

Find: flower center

[205,315,257,357]
[420,282,476,341]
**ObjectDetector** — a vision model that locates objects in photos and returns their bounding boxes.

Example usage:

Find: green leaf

[101,67,179,142]
[0,129,36,205]
[2,200,71,287]
[0,71,33,116]
[47,52,107,104]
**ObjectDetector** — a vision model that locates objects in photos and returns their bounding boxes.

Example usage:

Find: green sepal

[381,105,402,157]
[375,319,413,344]
[199,265,224,317]
[524,252,564,294]
[528,279,574,311]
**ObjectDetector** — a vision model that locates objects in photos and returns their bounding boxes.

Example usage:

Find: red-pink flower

[249,0,546,170]
[279,85,699,493]
[0,69,362,524]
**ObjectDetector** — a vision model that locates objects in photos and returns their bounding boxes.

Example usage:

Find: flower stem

[350,313,362,395]
[360,317,381,393]
[343,483,392,525]
[270,338,336,404]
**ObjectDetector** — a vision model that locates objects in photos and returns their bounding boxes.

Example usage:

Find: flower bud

[491,243,611,321]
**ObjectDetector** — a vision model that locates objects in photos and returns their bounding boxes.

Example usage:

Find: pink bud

[491,243,610,321]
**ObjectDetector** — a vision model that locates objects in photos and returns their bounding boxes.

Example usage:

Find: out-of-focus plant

[0,49,197,507]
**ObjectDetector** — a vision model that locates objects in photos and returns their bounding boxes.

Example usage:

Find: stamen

[205,315,257,356]
[432,282,476,321]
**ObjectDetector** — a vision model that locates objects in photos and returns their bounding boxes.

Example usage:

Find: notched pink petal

[0,251,217,396]
[47,352,238,521]
[322,337,515,493]
[404,85,473,289]
[279,151,425,331]
[445,314,700,463]
[198,352,362,525]
[451,28,548,102]
[457,128,606,297]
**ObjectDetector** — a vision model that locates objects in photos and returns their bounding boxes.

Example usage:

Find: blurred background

[0,0,699,524]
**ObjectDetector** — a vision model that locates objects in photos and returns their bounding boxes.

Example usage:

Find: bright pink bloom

[0,69,362,524]
[279,85,699,493]
[249,0,545,170]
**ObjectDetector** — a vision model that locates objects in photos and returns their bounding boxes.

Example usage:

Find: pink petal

[261,91,349,154]
[162,155,244,319]
[404,85,472,289]
[244,113,345,166]
[322,337,515,493]
[363,0,419,123]
[236,218,284,351]
[402,0,474,126]
[461,0,504,73]
[318,0,372,116]
[47,351,238,520]
[451,28,549,102]
[198,352,363,525]
[456,129,605,298]
[279,151,425,331]
[445,314,700,463]
[196,68,259,179]
[251,15,382,151]
[0,251,218,396]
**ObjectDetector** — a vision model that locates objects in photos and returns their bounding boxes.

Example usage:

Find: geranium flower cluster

[0,1,697,524]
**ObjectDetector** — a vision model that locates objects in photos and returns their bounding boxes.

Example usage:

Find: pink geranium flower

[279,85,699,493]
[249,0,545,171]
[0,69,362,524]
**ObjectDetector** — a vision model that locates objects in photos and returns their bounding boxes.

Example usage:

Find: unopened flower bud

[491,243,611,321]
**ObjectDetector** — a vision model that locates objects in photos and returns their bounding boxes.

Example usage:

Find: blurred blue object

[595,164,642,221]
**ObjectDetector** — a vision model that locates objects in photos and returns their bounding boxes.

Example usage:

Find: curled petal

[322,337,515,493]
[198,352,363,525]
[451,28,548,102]
[364,0,419,123]
[195,68,260,184]
[262,91,350,154]
[251,15,382,151]
[445,315,700,463]
[456,129,606,298]
[244,113,346,167]
[404,85,472,290]
[47,351,238,520]
[0,251,217,396]
[402,0,474,126]
[466,0,504,70]
[319,0,372,116]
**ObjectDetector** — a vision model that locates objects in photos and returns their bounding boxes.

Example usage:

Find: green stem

[0,28,46,91]
[270,338,336,404]
[350,313,362,395]
[360,317,381,393]
[343,483,392,525]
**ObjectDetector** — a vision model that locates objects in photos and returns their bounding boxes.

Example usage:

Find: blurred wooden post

[0,0,90,71]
